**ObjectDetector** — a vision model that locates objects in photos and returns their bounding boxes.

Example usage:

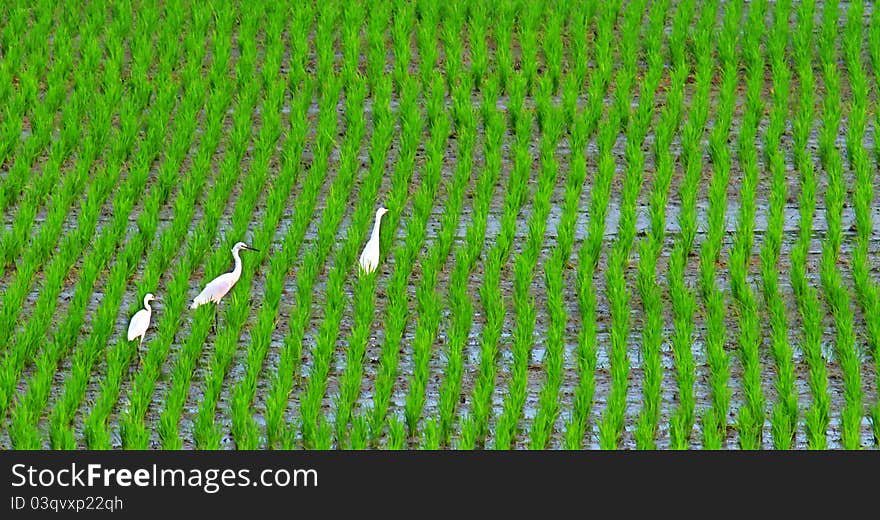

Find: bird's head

[377,207,389,218]
[233,241,260,253]
[144,293,157,304]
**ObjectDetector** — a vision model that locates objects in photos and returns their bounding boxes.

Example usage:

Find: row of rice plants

[729,0,768,450]
[868,0,880,444]
[563,0,624,449]
[0,0,66,214]
[843,0,878,447]
[191,1,295,449]
[698,0,741,449]
[0,1,135,359]
[52,3,227,450]
[528,0,600,450]
[790,0,829,449]
[0,4,36,171]
[0,5,82,271]
[760,0,799,449]
[258,78,348,448]
[402,51,478,437]
[9,0,210,449]
[81,2,240,449]
[436,41,522,445]
[152,3,281,449]
[259,0,366,448]
[329,8,397,447]
[474,6,568,450]
[228,2,321,450]
[293,8,381,450]
[359,0,454,446]
[634,0,694,449]
[114,1,263,449]
[424,91,500,449]
[598,0,659,450]
[0,3,170,422]
[817,0,862,449]
[329,0,422,449]
[665,1,718,449]
[469,1,566,449]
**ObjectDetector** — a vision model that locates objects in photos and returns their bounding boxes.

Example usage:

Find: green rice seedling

[153,4,289,450]
[790,0,829,450]
[728,0,768,450]
[843,0,877,447]
[665,2,717,448]
[0,3,141,357]
[192,6,294,450]
[11,3,212,449]
[115,4,267,449]
[402,71,476,438]
[760,0,798,450]
[562,0,624,450]
[364,75,453,444]
[0,7,34,169]
[817,0,862,450]
[517,0,543,95]
[0,9,83,273]
[81,2,240,449]
[633,0,693,450]
[261,75,356,448]
[492,0,515,93]
[50,5,223,450]
[528,2,605,451]
[867,0,880,445]
[350,416,369,450]
[226,2,319,450]
[387,417,407,450]
[697,0,742,449]
[595,0,655,451]
[0,4,173,425]
[487,79,566,448]
[438,69,529,447]
[0,0,67,215]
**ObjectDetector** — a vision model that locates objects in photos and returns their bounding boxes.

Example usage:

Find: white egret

[359,207,388,274]
[127,293,157,346]
[191,241,259,309]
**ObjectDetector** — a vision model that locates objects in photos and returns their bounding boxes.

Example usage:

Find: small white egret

[191,241,259,309]
[127,293,157,347]
[359,207,388,274]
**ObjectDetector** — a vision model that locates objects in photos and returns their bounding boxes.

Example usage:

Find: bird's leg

[138,337,145,368]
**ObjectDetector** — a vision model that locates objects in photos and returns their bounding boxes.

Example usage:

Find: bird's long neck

[232,248,243,278]
[371,214,383,241]
[143,298,152,312]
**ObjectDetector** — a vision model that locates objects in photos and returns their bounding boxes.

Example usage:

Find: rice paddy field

[2,0,880,450]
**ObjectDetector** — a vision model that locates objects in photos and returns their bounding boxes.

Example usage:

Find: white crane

[359,207,388,274]
[127,293,157,346]
[191,241,259,309]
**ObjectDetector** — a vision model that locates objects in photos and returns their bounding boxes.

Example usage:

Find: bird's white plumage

[191,242,257,309]
[127,293,155,343]
[127,309,151,341]
[359,207,388,274]
[191,272,237,308]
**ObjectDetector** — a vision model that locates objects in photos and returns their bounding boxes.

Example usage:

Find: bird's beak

[244,246,260,252]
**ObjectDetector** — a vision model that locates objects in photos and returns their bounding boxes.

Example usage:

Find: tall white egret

[359,207,388,274]
[191,241,259,309]
[127,293,157,346]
